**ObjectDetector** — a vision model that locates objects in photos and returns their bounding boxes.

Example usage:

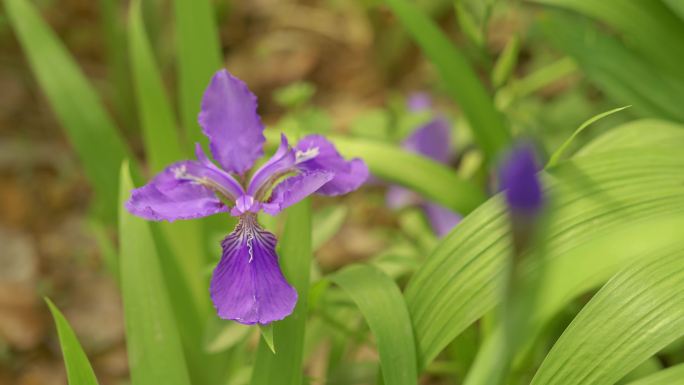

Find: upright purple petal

[262,171,334,215]
[247,134,296,198]
[295,135,369,196]
[499,143,543,213]
[403,117,452,164]
[126,161,229,221]
[198,69,265,174]
[407,92,432,112]
[423,203,462,237]
[210,216,297,325]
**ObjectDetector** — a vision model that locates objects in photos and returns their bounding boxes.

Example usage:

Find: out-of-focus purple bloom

[386,94,461,237]
[127,69,368,325]
[498,143,543,214]
[407,92,432,112]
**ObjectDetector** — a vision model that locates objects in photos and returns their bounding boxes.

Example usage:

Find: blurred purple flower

[498,142,543,214]
[126,69,368,325]
[387,94,461,237]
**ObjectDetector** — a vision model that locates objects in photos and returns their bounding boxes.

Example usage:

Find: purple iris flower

[126,69,368,325]
[386,94,462,237]
[498,142,543,215]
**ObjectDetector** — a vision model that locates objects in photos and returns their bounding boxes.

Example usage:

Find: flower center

[295,147,319,164]
[172,165,237,202]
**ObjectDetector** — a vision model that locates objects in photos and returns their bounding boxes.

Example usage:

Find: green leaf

[330,264,418,385]
[118,161,191,385]
[532,0,684,79]
[491,35,520,88]
[5,0,133,222]
[128,0,185,173]
[540,14,684,123]
[547,105,630,167]
[404,120,684,369]
[259,324,276,354]
[626,364,684,385]
[128,0,208,318]
[251,200,313,385]
[45,298,100,385]
[530,240,684,385]
[464,214,684,385]
[385,0,510,161]
[173,0,222,148]
[577,119,684,156]
[312,205,348,250]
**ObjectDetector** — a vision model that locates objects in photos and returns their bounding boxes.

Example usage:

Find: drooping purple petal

[403,117,452,164]
[407,92,432,112]
[422,202,462,237]
[262,171,334,215]
[198,69,265,174]
[498,143,543,213]
[126,161,229,221]
[247,134,296,198]
[295,135,369,196]
[210,216,297,325]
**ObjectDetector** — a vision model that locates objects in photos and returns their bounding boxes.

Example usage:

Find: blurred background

[2,0,683,384]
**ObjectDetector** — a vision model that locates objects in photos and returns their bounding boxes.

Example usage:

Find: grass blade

[547,105,630,167]
[172,0,222,148]
[5,0,133,223]
[45,298,100,385]
[331,264,418,385]
[385,0,510,161]
[251,200,313,385]
[118,161,192,385]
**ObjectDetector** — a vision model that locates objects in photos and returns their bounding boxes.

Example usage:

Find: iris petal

[210,217,297,325]
[295,135,369,196]
[402,117,452,164]
[422,202,462,237]
[499,143,543,213]
[126,161,229,221]
[198,69,265,174]
[262,170,334,215]
[247,134,296,197]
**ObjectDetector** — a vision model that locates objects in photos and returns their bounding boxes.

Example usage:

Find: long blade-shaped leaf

[172,0,222,148]
[5,0,132,223]
[128,0,208,315]
[45,298,100,385]
[540,14,684,123]
[626,364,684,385]
[251,200,312,385]
[128,0,185,173]
[404,120,684,369]
[330,265,417,385]
[384,0,510,161]
[118,162,191,385]
[464,215,684,385]
[531,242,684,385]
[532,0,684,79]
